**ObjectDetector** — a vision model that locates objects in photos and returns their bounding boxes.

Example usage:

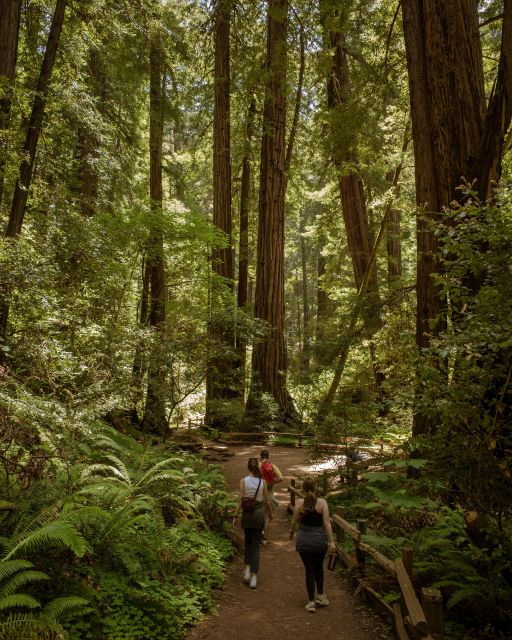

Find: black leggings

[299,550,327,601]
[244,528,262,573]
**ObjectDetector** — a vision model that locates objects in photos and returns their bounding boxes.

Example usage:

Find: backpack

[260,461,275,485]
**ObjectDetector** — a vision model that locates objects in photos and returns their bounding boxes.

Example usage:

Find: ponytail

[301,476,317,512]
[248,457,262,478]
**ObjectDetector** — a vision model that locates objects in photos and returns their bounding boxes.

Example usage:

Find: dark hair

[302,477,317,512]
[260,449,269,460]
[248,457,261,477]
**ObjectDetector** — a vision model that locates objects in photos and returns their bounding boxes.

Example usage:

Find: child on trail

[259,449,283,544]
[232,457,273,589]
[289,476,336,612]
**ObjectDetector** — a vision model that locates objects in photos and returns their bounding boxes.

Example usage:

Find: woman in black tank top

[289,477,336,612]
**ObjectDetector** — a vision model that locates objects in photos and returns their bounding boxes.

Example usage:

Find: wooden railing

[288,480,444,640]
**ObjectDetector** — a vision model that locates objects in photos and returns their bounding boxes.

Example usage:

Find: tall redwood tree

[205,0,237,426]
[401,0,512,435]
[246,0,296,426]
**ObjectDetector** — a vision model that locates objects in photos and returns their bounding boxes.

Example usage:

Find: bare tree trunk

[0,0,67,344]
[235,95,256,395]
[142,27,167,435]
[386,169,402,284]
[77,49,104,218]
[0,0,21,212]
[206,0,237,426]
[320,0,382,393]
[300,209,310,376]
[401,0,486,436]
[474,3,512,201]
[386,122,411,284]
[246,0,298,427]
[7,0,68,238]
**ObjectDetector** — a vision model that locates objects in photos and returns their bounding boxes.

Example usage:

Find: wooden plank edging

[395,558,429,635]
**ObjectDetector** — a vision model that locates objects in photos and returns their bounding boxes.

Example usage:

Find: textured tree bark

[320,0,382,394]
[206,0,237,425]
[0,0,67,344]
[142,28,167,435]
[386,169,402,284]
[77,49,104,218]
[401,0,487,436]
[0,0,21,212]
[7,0,68,238]
[235,95,256,392]
[386,123,411,284]
[474,2,512,201]
[299,210,310,376]
[246,0,297,426]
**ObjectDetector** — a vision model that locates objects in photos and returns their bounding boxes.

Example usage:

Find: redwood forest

[0,0,511,638]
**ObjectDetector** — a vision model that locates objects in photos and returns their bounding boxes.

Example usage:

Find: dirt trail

[187,445,390,640]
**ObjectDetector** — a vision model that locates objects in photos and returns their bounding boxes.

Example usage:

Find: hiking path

[187,444,391,640]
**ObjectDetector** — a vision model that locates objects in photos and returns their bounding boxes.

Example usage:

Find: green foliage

[413,509,512,629]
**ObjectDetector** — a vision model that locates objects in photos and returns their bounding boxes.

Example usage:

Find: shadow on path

[187,445,391,640]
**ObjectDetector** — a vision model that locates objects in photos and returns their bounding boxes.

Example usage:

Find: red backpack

[261,461,275,484]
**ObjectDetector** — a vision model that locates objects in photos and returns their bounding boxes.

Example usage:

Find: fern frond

[103,454,131,484]
[447,586,484,609]
[42,596,90,622]
[0,560,34,582]
[79,463,129,482]
[0,570,49,597]
[138,466,184,487]
[0,612,64,640]
[0,594,41,610]
[3,521,88,560]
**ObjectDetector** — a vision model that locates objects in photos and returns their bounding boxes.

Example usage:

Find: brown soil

[187,444,391,640]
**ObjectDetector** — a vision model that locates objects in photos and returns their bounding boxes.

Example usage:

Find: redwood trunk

[7,0,68,238]
[0,0,67,343]
[206,0,237,423]
[247,0,295,425]
[0,0,21,211]
[321,1,381,393]
[386,170,402,284]
[142,31,167,435]
[236,96,256,390]
[401,0,487,435]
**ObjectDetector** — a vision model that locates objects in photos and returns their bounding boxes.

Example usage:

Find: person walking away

[232,457,272,589]
[259,448,283,544]
[259,448,283,511]
[289,476,336,612]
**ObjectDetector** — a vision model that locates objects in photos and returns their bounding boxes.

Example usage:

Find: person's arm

[272,463,283,483]
[321,498,336,550]
[289,498,303,538]
[232,478,245,528]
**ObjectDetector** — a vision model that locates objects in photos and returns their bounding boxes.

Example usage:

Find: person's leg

[314,550,330,605]
[244,528,253,568]
[314,550,327,594]
[299,552,316,602]
[248,528,262,573]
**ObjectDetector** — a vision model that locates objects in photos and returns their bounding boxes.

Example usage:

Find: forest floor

[187,444,391,640]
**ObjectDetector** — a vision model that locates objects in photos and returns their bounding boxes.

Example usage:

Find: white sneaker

[249,574,257,589]
[315,593,329,606]
[305,601,316,613]
[243,566,251,584]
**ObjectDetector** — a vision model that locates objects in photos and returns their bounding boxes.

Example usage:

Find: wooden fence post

[402,547,414,578]
[422,587,443,639]
[356,519,367,573]
[334,507,345,543]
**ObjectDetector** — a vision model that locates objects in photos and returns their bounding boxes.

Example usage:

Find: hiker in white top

[232,457,272,589]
